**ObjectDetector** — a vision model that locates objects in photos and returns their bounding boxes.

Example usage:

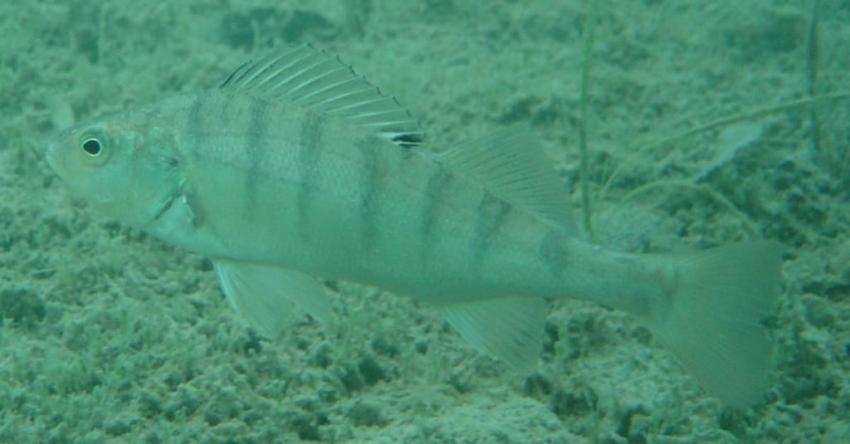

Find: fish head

[47,110,182,229]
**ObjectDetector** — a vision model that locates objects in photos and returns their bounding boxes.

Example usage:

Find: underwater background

[1,0,848,442]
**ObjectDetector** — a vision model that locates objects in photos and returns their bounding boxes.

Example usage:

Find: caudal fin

[650,241,782,407]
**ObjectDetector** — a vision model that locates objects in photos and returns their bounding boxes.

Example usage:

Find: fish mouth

[45,141,60,172]
[44,142,71,187]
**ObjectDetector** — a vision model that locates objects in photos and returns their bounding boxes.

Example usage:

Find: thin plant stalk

[579,0,596,241]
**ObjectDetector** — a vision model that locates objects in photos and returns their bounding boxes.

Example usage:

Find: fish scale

[47,44,782,407]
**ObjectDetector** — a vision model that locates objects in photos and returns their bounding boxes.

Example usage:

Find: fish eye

[81,138,102,156]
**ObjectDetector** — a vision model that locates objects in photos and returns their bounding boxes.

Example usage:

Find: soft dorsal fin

[437,127,576,231]
[221,44,423,148]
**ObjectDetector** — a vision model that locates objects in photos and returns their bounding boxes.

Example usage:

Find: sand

[0,0,848,442]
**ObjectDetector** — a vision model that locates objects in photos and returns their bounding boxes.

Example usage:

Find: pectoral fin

[213,260,332,338]
[442,296,547,373]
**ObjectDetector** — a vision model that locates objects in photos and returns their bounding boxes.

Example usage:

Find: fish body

[145,91,639,304]
[47,45,781,406]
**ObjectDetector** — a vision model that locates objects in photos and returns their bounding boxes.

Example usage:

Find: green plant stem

[579,0,596,241]
[598,91,850,203]
[807,0,821,156]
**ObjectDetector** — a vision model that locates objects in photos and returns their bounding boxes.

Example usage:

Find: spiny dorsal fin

[221,44,423,148]
[437,128,576,231]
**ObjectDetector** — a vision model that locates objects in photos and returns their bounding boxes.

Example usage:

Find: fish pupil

[82,138,102,156]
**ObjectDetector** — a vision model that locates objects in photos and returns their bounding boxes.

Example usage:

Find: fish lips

[45,140,69,183]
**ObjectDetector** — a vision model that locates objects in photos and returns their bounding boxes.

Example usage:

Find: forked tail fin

[649,241,782,406]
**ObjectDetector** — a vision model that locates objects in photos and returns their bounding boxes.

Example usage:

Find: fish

[46,44,782,407]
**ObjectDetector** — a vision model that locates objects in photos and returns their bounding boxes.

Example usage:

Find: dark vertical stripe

[186,94,206,138]
[356,136,381,247]
[185,93,206,159]
[539,228,569,277]
[141,106,158,133]
[470,192,511,272]
[218,92,240,129]
[419,167,453,265]
[244,97,269,216]
[398,145,414,161]
[296,114,323,237]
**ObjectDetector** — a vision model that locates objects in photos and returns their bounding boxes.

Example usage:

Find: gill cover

[48,120,183,229]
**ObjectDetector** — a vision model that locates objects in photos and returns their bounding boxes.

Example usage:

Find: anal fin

[442,296,547,373]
